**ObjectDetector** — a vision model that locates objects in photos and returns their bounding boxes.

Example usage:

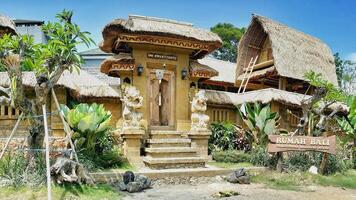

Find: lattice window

[0,105,21,119]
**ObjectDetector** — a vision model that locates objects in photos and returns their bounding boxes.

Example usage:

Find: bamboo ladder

[237,56,259,94]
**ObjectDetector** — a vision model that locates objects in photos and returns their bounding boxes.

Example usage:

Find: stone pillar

[188,130,211,160]
[121,129,144,166]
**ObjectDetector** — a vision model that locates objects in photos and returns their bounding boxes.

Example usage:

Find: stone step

[145,147,198,158]
[147,138,191,148]
[142,156,207,169]
[150,130,184,139]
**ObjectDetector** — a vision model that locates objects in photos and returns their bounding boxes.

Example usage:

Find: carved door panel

[160,79,169,126]
[150,77,160,126]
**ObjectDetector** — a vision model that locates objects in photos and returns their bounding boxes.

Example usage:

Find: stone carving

[191,90,209,131]
[115,171,151,193]
[121,85,143,130]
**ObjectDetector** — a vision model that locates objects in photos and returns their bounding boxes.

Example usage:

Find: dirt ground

[122,182,356,200]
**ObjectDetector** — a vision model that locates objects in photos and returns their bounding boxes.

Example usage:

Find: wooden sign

[267,135,336,155]
[147,53,177,61]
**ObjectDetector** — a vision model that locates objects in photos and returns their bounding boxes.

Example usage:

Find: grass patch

[251,169,356,191]
[0,184,122,200]
[209,161,253,169]
[315,170,356,189]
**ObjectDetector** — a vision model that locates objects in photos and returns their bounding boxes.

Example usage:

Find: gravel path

[122,182,356,200]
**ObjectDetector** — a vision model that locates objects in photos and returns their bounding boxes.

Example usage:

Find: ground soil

[122,182,356,200]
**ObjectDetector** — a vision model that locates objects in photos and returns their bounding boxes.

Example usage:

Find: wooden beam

[243,59,274,72]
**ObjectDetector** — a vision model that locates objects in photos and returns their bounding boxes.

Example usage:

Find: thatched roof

[236,66,277,81]
[190,60,219,79]
[0,15,16,34]
[236,15,337,85]
[198,57,236,83]
[204,88,347,112]
[100,15,222,58]
[100,52,135,75]
[0,70,120,99]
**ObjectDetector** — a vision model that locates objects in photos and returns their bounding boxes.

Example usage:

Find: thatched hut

[0,70,121,138]
[236,15,337,92]
[0,15,16,36]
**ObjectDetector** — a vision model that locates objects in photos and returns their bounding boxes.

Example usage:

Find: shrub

[209,122,250,153]
[212,150,251,163]
[250,146,277,168]
[61,103,123,170]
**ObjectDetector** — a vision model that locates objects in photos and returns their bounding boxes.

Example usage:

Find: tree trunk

[319,153,329,174]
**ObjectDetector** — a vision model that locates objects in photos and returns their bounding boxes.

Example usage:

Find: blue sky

[1,0,356,61]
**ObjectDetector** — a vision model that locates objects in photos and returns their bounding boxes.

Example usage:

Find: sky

[1,0,356,61]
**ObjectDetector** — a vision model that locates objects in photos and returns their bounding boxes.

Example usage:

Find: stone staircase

[143,130,207,169]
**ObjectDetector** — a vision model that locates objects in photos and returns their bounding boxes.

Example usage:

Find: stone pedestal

[121,129,144,166]
[188,129,211,160]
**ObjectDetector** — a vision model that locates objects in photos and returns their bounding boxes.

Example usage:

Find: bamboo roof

[236,15,337,85]
[0,15,16,34]
[0,70,120,99]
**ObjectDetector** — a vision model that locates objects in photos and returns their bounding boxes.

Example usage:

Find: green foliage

[0,152,46,187]
[209,122,244,153]
[304,71,348,102]
[210,23,245,62]
[336,96,356,144]
[212,150,251,163]
[0,9,94,74]
[249,146,277,168]
[61,103,122,170]
[238,103,279,146]
[334,53,356,92]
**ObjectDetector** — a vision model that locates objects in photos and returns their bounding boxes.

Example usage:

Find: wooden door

[160,79,169,126]
[150,77,160,126]
[149,71,174,127]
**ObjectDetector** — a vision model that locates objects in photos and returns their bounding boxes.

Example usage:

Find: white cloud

[347,52,356,63]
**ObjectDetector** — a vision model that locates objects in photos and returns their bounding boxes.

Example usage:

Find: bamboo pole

[51,89,78,162]
[0,112,24,160]
[42,105,52,200]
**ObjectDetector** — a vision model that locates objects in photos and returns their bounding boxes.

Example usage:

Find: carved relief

[191,90,209,131]
[121,85,143,130]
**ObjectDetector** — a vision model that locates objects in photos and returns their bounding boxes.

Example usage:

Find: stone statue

[191,90,209,131]
[121,85,143,130]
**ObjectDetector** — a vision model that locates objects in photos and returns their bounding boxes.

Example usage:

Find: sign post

[267,135,336,155]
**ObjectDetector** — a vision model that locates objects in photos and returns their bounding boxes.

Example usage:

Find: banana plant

[237,102,280,146]
[336,96,356,165]
[61,103,112,154]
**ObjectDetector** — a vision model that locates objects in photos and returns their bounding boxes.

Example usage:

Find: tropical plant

[61,103,112,154]
[336,96,356,166]
[209,122,239,153]
[237,103,280,146]
[61,103,123,170]
[0,10,94,152]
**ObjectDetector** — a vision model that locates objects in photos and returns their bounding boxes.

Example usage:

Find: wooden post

[0,113,23,159]
[42,105,52,200]
[51,89,78,162]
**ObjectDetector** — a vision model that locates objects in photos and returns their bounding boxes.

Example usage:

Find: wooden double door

[149,70,175,127]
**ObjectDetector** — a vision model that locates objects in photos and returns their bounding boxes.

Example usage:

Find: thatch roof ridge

[204,88,347,112]
[100,15,222,54]
[236,15,337,85]
[0,15,16,33]
[0,70,120,99]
